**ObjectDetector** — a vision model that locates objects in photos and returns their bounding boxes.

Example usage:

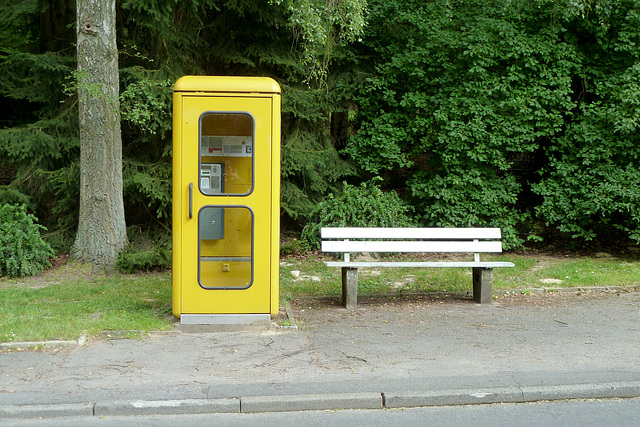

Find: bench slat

[321,227,501,240]
[321,240,503,253]
[324,261,515,268]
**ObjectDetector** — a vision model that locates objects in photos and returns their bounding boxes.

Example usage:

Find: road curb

[521,381,640,402]
[0,335,87,351]
[384,387,524,408]
[2,382,640,418]
[241,392,382,413]
[94,398,239,416]
[0,403,94,419]
[384,381,640,408]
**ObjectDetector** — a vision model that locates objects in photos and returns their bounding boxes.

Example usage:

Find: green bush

[301,179,415,249]
[116,229,171,273]
[0,204,55,278]
[116,245,171,273]
[280,237,308,256]
[346,0,640,249]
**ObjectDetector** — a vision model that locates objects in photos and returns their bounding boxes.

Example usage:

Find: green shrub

[301,179,415,248]
[116,245,171,273]
[116,229,171,273]
[280,237,307,256]
[0,204,55,278]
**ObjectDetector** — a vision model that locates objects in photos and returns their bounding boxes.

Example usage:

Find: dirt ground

[285,287,636,329]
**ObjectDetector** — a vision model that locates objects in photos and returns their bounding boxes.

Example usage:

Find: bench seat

[321,227,515,309]
[324,261,516,268]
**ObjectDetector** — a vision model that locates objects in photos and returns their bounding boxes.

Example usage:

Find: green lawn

[1,265,172,343]
[1,252,639,343]
[280,253,640,298]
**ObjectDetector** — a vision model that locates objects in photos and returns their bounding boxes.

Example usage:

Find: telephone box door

[174,92,276,318]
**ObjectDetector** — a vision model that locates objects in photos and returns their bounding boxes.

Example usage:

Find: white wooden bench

[321,227,515,309]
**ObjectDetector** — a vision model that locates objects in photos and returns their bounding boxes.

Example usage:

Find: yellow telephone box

[172,76,281,324]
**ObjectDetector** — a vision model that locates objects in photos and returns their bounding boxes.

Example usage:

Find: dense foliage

[348,0,640,249]
[531,2,640,245]
[1,0,639,264]
[0,0,359,252]
[301,179,415,248]
[0,204,54,277]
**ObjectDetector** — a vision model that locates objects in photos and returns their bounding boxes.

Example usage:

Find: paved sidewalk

[1,290,639,418]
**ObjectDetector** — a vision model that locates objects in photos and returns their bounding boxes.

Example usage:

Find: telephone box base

[179,314,271,325]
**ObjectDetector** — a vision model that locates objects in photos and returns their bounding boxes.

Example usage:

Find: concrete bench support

[342,267,359,310]
[472,267,493,304]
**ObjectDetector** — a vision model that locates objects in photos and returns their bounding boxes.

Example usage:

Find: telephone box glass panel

[199,113,254,196]
[198,206,253,290]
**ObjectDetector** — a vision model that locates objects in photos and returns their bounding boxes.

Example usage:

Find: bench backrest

[321,227,504,254]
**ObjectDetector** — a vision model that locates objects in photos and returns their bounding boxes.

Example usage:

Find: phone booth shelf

[172,76,281,325]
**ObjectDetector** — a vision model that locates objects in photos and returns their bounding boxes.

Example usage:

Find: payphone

[199,163,224,240]
[172,76,281,324]
[200,163,223,194]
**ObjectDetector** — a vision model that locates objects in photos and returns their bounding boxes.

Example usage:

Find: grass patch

[279,258,342,297]
[494,254,640,289]
[280,252,640,300]
[2,251,639,343]
[0,271,172,343]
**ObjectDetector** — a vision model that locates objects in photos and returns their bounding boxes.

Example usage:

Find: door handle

[189,182,193,219]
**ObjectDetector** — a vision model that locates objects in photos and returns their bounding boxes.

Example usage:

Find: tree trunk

[73,0,128,269]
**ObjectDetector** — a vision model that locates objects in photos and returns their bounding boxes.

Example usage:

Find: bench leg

[472,267,493,304]
[342,267,358,309]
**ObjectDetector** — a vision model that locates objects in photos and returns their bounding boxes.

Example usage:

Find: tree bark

[73,0,128,269]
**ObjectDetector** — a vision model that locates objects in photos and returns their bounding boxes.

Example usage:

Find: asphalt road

[1,289,639,419]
